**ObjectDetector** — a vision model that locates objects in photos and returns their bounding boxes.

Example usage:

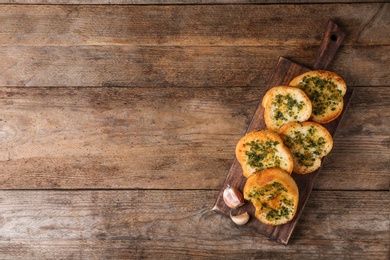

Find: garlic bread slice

[236,130,293,178]
[289,70,347,124]
[278,121,333,174]
[262,86,312,132]
[243,167,299,226]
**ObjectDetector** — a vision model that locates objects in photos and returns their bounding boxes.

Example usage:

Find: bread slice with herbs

[278,121,333,174]
[262,86,312,132]
[289,70,347,124]
[235,130,293,178]
[243,167,299,226]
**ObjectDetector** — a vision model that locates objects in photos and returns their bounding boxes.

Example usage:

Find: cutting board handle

[313,19,345,70]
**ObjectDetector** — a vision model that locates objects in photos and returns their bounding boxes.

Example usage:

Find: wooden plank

[0,190,388,259]
[313,20,345,70]
[0,86,253,189]
[0,45,388,87]
[0,86,388,190]
[0,4,387,46]
[0,0,388,4]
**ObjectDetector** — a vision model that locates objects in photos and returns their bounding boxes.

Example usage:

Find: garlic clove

[230,210,250,225]
[223,185,245,209]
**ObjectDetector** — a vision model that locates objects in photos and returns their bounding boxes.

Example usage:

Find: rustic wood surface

[213,53,355,244]
[0,1,389,259]
[0,190,388,259]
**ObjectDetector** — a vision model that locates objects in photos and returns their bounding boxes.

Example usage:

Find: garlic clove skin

[230,211,250,225]
[223,185,245,209]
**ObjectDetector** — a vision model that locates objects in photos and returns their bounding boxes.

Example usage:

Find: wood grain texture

[0,0,388,4]
[0,190,388,259]
[0,45,388,87]
[0,4,388,46]
[0,86,388,190]
[313,20,345,70]
[0,2,388,257]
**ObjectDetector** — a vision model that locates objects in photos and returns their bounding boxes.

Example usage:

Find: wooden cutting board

[212,20,354,245]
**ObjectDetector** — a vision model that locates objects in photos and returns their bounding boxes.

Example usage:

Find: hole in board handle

[330,34,338,41]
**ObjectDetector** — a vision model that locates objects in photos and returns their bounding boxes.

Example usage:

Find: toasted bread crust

[278,121,333,174]
[243,168,299,226]
[235,130,293,178]
[262,86,312,132]
[289,70,347,124]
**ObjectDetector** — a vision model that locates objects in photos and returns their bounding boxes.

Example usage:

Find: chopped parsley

[274,111,286,121]
[294,151,315,167]
[272,94,306,125]
[245,140,281,171]
[266,206,291,221]
[247,182,294,221]
[282,126,327,167]
[297,76,342,116]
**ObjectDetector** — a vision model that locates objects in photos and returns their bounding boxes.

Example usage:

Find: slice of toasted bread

[243,167,299,226]
[262,86,312,132]
[236,130,293,178]
[278,121,333,174]
[289,70,347,124]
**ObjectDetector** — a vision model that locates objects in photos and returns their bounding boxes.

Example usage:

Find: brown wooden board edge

[212,56,354,245]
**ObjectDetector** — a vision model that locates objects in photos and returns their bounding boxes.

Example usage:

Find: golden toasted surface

[235,130,293,178]
[289,70,347,124]
[278,121,333,174]
[243,168,299,226]
[262,86,312,132]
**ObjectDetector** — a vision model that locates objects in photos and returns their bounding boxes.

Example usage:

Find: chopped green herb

[274,111,285,121]
[308,126,315,135]
[281,128,327,168]
[294,151,315,167]
[297,76,342,116]
[248,181,295,221]
[245,140,281,171]
[272,94,306,123]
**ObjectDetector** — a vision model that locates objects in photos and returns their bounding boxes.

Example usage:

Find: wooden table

[0,1,388,259]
